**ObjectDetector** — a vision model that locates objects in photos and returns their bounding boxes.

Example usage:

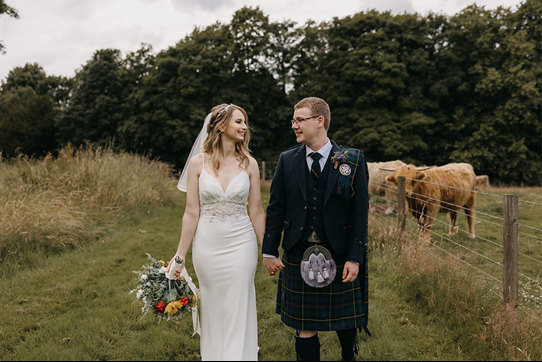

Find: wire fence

[367,172,542,320]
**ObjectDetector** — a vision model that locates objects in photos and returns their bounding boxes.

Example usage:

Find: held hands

[342,261,359,283]
[263,257,284,276]
[167,255,185,280]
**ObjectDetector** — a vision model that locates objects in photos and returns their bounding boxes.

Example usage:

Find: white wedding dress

[192,156,258,361]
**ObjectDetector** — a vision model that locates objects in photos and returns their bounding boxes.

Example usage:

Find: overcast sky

[0,0,525,82]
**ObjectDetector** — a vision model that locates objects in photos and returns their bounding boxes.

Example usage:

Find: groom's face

[292,107,320,145]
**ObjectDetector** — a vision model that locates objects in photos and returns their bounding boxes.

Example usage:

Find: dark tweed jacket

[262,140,369,264]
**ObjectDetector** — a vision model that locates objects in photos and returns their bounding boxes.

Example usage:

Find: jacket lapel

[324,141,341,206]
[295,145,307,203]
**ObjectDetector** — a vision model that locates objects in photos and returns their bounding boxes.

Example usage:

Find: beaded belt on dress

[200,201,247,221]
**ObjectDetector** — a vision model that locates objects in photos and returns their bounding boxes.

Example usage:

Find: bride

[167,104,265,361]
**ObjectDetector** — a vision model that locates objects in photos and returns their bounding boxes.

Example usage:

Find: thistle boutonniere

[330,148,362,199]
[331,150,349,170]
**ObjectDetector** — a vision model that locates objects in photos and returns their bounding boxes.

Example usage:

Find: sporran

[300,232,336,288]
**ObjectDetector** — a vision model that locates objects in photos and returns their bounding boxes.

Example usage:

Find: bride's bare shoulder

[187,153,205,174]
[246,156,260,175]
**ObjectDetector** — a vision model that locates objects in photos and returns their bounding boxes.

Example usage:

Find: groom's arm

[347,152,369,264]
[262,153,287,257]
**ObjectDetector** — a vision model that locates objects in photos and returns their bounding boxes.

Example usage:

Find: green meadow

[0,151,540,360]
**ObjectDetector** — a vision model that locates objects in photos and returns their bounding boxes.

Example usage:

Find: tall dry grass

[369,212,542,360]
[0,144,175,261]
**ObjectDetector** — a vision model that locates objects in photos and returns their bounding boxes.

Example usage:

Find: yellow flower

[164,302,178,316]
[164,301,184,316]
[158,260,165,266]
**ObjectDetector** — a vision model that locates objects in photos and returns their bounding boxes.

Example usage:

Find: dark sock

[336,328,357,361]
[295,333,320,361]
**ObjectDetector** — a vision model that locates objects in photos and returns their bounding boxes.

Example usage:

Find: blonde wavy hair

[203,104,251,173]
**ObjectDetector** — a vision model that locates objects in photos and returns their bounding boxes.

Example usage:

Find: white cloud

[0,0,526,81]
[362,0,415,14]
[170,0,235,12]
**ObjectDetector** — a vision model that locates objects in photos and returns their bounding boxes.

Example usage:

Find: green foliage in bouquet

[131,253,196,319]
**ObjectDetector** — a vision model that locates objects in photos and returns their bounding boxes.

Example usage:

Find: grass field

[1,155,541,360]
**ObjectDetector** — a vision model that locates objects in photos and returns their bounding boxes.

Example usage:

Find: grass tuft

[0,144,174,264]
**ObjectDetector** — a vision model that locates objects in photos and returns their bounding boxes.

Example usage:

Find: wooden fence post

[503,194,518,308]
[398,176,406,243]
[261,161,266,181]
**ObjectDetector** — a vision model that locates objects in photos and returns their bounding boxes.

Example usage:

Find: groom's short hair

[294,97,331,131]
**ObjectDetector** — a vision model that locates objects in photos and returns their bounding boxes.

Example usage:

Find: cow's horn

[379,167,397,171]
[416,166,434,171]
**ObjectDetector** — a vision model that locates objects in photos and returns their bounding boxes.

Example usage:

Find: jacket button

[299,227,304,231]
[304,206,307,210]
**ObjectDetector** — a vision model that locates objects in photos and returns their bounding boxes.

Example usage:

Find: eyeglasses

[291,115,319,125]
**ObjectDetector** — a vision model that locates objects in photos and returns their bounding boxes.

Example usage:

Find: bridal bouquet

[131,254,199,327]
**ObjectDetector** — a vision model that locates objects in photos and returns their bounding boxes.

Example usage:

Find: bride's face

[221,109,248,142]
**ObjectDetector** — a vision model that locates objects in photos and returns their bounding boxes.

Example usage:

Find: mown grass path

[0,191,481,361]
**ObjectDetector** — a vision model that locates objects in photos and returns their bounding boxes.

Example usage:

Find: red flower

[179,297,190,307]
[154,300,165,312]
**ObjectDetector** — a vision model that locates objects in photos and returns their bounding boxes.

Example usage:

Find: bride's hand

[167,255,185,280]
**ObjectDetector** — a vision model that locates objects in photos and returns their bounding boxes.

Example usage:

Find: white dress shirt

[305,139,332,172]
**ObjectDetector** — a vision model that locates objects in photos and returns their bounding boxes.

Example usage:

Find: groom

[262,97,369,361]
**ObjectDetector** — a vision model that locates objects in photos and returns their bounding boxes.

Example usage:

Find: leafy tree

[230,6,270,73]
[119,23,235,166]
[5,3,534,184]
[448,1,542,184]
[0,0,18,54]
[57,49,126,146]
[116,43,156,151]
[266,20,299,94]
[1,63,72,108]
[120,8,291,167]
[0,87,57,157]
[0,63,70,157]
[291,11,441,164]
[290,20,330,102]
[228,7,293,160]
[3,63,48,91]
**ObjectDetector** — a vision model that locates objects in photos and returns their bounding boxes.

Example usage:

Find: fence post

[261,161,266,181]
[397,176,406,243]
[503,194,518,308]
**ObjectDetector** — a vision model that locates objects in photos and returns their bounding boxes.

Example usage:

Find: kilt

[276,251,368,331]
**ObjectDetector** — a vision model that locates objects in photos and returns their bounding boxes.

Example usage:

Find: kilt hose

[276,251,368,331]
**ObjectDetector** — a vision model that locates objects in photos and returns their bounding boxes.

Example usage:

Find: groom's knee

[297,330,318,338]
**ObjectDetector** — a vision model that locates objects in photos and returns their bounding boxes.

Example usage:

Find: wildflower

[165,301,184,316]
[154,300,166,312]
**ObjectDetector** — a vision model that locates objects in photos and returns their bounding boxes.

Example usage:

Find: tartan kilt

[276,251,368,331]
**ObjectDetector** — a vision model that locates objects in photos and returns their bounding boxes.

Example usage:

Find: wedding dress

[192,155,258,361]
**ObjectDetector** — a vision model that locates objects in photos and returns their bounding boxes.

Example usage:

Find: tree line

[0,1,540,185]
